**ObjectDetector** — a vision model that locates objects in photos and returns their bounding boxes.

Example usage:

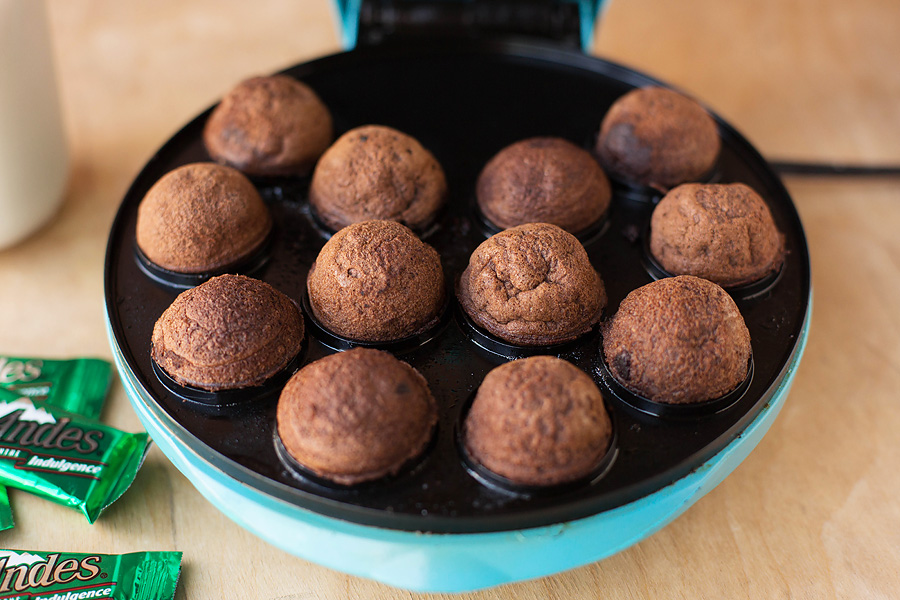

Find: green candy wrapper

[0,549,181,600]
[0,488,11,532]
[0,356,113,421]
[0,388,149,524]
[0,357,113,531]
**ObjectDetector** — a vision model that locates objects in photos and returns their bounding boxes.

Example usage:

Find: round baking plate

[104,40,811,592]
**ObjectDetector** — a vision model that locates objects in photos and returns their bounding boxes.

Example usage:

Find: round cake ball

[457,223,606,346]
[602,276,751,404]
[309,125,447,231]
[464,356,612,487]
[477,137,611,233]
[203,75,332,176]
[596,86,720,190]
[277,348,437,485]
[650,183,785,286]
[136,163,271,274]
[307,220,446,342]
[152,274,304,391]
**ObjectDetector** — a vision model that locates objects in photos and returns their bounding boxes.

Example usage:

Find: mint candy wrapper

[0,549,182,600]
[0,356,113,421]
[0,488,11,532]
[0,388,150,524]
[0,356,114,529]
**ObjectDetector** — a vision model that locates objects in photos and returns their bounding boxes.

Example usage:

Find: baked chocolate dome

[307,220,446,342]
[309,125,447,231]
[602,275,751,404]
[203,75,332,176]
[136,162,271,274]
[151,274,304,391]
[477,137,611,233]
[457,223,606,346]
[464,356,612,486]
[277,348,437,485]
[649,183,785,286]
[595,86,720,190]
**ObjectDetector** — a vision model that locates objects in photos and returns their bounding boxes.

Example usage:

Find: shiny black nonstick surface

[105,40,810,533]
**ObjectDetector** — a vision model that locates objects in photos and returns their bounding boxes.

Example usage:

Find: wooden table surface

[2,0,899,598]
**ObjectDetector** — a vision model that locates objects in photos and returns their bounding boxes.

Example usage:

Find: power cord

[770,161,900,177]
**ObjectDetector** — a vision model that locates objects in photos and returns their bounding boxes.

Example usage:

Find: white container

[0,0,68,249]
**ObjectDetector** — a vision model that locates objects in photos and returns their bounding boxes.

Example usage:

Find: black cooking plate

[104,40,810,534]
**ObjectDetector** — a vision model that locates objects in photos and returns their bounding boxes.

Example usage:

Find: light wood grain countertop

[2,1,899,598]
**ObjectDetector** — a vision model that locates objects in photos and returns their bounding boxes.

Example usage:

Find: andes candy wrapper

[0,356,114,529]
[0,549,181,600]
[0,356,113,421]
[0,388,150,523]
[0,488,10,532]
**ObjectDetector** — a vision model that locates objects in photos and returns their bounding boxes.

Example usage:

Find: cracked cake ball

[595,86,720,190]
[136,162,271,274]
[203,74,332,176]
[649,183,785,286]
[152,274,304,391]
[602,275,751,404]
[457,223,606,346]
[476,137,611,234]
[309,125,447,231]
[464,356,613,487]
[277,348,437,485]
[306,220,445,342]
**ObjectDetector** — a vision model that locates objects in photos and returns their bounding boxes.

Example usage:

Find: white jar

[0,0,68,249]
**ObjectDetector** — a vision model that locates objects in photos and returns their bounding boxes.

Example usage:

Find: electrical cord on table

[770,161,900,177]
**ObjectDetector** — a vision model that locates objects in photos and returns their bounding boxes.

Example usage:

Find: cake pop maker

[104,38,811,592]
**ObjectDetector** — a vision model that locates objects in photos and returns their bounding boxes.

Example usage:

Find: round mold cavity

[454,391,619,499]
[272,423,438,492]
[470,198,612,247]
[133,232,272,290]
[606,163,723,206]
[151,343,306,413]
[454,303,600,360]
[306,194,448,243]
[596,350,755,419]
[640,223,785,300]
[300,290,451,353]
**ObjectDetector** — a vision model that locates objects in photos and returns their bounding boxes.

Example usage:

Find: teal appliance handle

[330,0,608,51]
